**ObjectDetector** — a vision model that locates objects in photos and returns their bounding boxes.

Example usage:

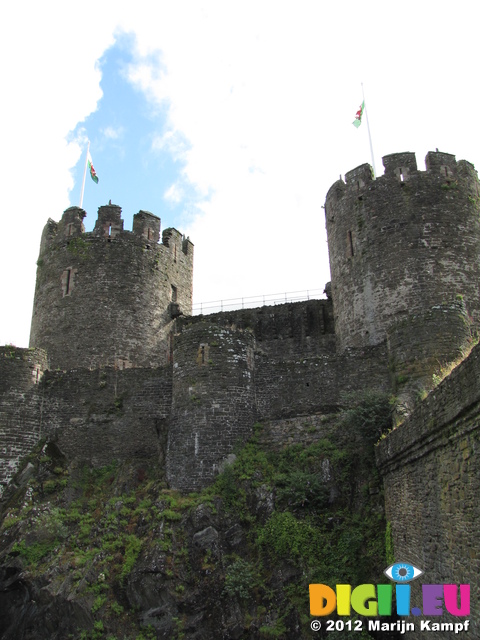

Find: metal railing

[192,288,325,315]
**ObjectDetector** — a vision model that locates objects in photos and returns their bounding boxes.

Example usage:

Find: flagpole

[362,83,377,179]
[79,140,90,208]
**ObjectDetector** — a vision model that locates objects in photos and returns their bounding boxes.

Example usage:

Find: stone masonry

[2,153,480,631]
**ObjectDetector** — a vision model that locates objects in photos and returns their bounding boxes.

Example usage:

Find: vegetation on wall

[0,392,393,640]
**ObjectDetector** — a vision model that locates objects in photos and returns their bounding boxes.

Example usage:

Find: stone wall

[189,298,336,358]
[0,357,172,496]
[255,344,390,419]
[256,413,337,450]
[376,342,480,638]
[0,347,47,495]
[40,366,172,470]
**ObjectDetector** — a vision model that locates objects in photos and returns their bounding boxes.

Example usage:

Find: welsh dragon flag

[87,152,99,183]
[353,101,365,128]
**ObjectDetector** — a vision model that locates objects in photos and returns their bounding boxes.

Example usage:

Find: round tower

[29,204,194,370]
[167,321,256,492]
[325,151,480,351]
[325,151,480,416]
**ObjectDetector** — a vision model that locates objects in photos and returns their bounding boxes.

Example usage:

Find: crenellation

[425,149,457,173]
[60,206,86,238]
[132,209,160,243]
[382,151,418,179]
[182,235,193,255]
[38,218,58,255]
[344,162,374,190]
[0,346,48,394]
[325,178,346,209]
[92,202,124,238]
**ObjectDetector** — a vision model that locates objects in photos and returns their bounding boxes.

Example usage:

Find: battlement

[382,151,418,181]
[41,204,192,253]
[133,210,160,243]
[344,162,375,191]
[93,203,124,238]
[327,150,479,202]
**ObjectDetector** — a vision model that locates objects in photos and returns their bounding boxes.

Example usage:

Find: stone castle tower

[29,204,193,370]
[325,150,480,415]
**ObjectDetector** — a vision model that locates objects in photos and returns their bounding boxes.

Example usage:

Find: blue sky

[70,34,198,234]
[1,1,480,346]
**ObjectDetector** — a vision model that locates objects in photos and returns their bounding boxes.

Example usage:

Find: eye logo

[384,562,423,583]
[310,562,470,618]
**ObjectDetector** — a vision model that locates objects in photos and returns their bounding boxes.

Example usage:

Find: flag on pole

[87,152,99,183]
[353,101,365,128]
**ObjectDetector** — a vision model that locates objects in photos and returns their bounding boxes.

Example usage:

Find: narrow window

[197,343,209,365]
[174,244,177,263]
[171,285,178,302]
[347,231,354,257]
[65,268,72,295]
[62,268,76,297]
[167,331,174,365]
[441,165,453,180]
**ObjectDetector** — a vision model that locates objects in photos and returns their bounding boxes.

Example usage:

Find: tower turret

[29,204,194,370]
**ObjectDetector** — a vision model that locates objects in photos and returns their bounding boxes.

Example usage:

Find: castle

[1,150,479,496]
[2,149,480,636]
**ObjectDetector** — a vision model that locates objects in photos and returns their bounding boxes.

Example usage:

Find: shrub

[224,558,255,600]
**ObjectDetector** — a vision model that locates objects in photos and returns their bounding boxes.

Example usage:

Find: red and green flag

[87,152,99,183]
[353,101,365,128]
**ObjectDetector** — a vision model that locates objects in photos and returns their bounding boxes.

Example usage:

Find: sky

[1,0,479,346]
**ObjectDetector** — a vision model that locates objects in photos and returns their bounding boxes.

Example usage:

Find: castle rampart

[376,341,480,638]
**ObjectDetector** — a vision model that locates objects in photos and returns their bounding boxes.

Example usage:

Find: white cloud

[102,126,124,140]
[164,182,184,204]
[151,130,189,161]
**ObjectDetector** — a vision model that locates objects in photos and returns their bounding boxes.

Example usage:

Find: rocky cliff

[0,393,395,640]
